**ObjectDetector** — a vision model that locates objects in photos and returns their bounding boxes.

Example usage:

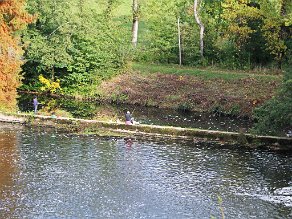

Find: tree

[221,0,261,44]
[141,0,182,63]
[218,0,291,68]
[0,0,33,110]
[134,0,291,68]
[259,0,291,68]
[23,0,74,80]
[193,0,204,58]
[132,0,139,47]
[22,0,129,96]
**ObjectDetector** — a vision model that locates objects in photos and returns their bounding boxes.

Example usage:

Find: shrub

[252,69,292,136]
[39,75,61,93]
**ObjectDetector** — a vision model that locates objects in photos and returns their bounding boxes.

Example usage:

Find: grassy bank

[98,63,282,117]
[132,63,282,80]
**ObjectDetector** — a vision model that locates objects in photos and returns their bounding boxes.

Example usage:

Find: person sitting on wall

[125,111,133,125]
[51,112,57,119]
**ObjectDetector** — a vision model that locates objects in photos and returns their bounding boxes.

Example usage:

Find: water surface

[0,123,291,218]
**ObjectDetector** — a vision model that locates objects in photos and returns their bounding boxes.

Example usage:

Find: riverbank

[97,63,281,117]
[1,112,291,151]
[19,63,282,118]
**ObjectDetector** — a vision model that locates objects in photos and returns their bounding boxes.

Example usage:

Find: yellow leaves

[261,19,287,61]
[284,17,292,26]
[221,0,261,44]
[38,74,61,93]
[221,0,289,62]
[222,0,261,19]
[229,25,254,37]
[258,0,291,61]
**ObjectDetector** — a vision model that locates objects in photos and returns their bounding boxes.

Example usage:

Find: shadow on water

[18,93,253,133]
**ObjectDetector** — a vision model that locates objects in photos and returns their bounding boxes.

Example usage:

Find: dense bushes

[21,0,130,97]
[252,69,292,136]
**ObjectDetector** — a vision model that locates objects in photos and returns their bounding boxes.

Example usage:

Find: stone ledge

[1,112,291,151]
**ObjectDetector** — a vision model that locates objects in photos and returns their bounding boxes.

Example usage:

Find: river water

[0,123,291,218]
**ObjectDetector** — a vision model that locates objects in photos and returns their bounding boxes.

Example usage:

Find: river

[0,123,291,218]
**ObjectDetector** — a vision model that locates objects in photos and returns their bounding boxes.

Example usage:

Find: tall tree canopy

[136,0,291,68]
[14,0,291,98]
[0,0,33,110]
[22,0,130,96]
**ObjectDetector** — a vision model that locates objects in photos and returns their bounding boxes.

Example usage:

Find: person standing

[125,111,133,125]
[33,96,39,114]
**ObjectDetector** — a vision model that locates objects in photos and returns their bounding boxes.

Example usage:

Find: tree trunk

[178,17,182,65]
[194,0,204,58]
[132,0,139,47]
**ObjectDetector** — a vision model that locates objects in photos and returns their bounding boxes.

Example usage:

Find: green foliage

[136,0,179,63]
[40,99,58,113]
[258,0,291,67]
[19,0,291,104]
[177,102,192,112]
[110,92,129,104]
[252,69,292,136]
[53,109,73,118]
[132,0,291,69]
[57,98,98,119]
[22,0,130,96]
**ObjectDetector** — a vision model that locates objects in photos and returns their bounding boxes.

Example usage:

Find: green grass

[73,0,132,16]
[132,62,283,81]
[114,0,132,16]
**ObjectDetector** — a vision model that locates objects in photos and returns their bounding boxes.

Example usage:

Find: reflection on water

[0,123,291,218]
[18,93,252,133]
[0,125,22,218]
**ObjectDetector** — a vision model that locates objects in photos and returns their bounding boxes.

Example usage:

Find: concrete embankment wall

[0,112,291,151]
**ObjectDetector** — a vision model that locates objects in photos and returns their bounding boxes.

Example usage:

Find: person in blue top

[125,111,133,125]
[33,96,39,114]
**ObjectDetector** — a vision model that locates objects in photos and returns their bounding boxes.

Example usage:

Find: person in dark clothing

[125,111,133,125]
[33,96,39,114]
